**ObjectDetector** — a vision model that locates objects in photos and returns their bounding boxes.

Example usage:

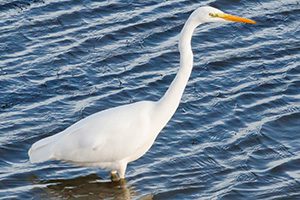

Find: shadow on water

[38,173,153,200]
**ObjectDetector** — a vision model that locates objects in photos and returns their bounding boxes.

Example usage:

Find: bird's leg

[117,162,127,180]
[110,170,119,182]
[111,161,127,182]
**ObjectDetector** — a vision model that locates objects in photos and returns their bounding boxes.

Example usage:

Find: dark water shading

[38,174,148,199]
[1,0,300,199]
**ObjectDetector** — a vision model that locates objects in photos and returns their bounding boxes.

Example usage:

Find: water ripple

[0,0,300,199]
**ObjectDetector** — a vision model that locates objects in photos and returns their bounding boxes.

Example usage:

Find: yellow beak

[210,13,256,24]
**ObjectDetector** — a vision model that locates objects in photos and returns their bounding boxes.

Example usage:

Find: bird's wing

[52,101,154,163]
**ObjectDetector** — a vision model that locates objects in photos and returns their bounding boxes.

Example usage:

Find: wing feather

[52,101,153,163]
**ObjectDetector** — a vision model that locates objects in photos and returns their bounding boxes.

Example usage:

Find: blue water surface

[0,0,300,199]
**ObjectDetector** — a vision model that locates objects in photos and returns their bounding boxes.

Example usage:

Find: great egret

[28,6,255,181]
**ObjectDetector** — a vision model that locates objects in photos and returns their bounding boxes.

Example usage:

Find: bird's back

[29,100,157,166]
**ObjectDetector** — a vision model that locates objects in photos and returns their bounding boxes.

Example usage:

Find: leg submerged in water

[110,161,127,182]
[110,170,119,182]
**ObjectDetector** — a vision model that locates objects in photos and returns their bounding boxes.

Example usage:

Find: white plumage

[29,101,159,178]
[28,6,255,181]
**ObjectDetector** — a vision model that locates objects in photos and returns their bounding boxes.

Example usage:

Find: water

[0,0,299,199]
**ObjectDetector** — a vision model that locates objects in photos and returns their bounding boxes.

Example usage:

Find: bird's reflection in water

[40,173,152,200]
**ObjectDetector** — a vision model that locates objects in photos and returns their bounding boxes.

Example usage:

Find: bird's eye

[209,13,218,17]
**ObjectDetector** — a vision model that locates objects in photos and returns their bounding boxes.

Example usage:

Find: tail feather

[28,132,63,163]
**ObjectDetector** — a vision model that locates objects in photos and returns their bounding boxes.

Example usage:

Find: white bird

[28,6,255,181]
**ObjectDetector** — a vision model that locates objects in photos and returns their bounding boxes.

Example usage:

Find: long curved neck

[155,17,199,125]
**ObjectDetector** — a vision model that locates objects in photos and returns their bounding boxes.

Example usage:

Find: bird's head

[190,6,256,24]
